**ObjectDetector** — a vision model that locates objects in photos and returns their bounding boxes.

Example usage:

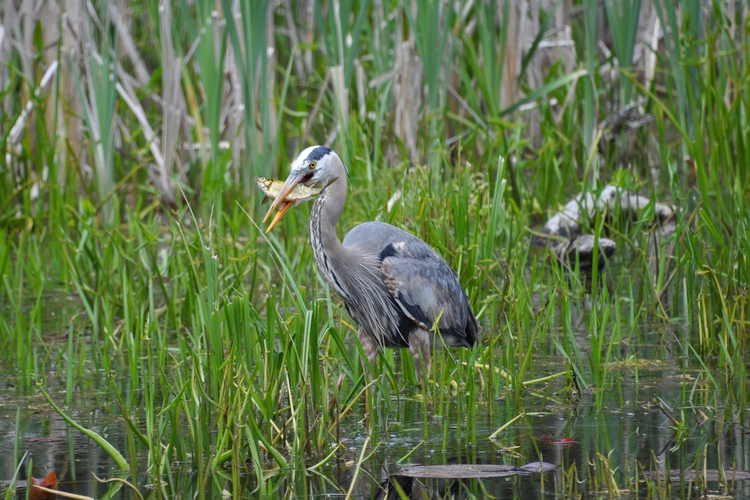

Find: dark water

[2,349,749,499]
[2,259,750,499]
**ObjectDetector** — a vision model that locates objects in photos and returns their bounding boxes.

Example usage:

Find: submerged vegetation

[1,0,748,498]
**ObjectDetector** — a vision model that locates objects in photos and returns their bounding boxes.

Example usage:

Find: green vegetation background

[0,0,748,497]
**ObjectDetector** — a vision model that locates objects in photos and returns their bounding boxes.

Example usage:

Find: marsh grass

[1,0,749,497]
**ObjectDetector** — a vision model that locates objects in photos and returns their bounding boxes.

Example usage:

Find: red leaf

[553,437,575,446]
[29,471,58,500]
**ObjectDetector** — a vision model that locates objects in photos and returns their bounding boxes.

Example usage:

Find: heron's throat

[311,175,347,241]
[309,175,351,298]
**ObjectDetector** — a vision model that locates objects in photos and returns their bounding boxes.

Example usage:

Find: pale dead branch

[392,38,421,163]
[158,0,182,206]
[116,79,166,174]
[541,184,676,240]
[7,60,59,148]
[109,2,150,86]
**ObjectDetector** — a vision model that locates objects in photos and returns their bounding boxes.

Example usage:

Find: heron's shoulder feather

[343,222,440,258]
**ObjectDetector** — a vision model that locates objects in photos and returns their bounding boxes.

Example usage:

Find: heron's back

[343,221,437,256]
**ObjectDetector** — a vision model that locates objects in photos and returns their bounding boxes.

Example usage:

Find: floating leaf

[553,437,575,445]
[29,471,58,500]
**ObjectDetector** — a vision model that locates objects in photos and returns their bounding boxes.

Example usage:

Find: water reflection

[2,263,750,500]
[1,373,749,498]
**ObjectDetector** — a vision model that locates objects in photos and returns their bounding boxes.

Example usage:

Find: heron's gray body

[342,221,478,349]
[275,146,480,372]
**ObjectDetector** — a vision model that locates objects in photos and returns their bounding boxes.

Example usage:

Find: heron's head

[263,146,344,231]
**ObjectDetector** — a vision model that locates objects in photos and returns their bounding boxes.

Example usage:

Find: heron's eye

[309,161,317,169]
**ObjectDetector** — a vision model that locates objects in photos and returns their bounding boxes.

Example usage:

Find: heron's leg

[358,328,378,370]
[409,328,432,379]
[356,328,378,422]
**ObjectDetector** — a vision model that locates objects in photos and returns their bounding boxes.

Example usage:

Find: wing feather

[380,242,478,347]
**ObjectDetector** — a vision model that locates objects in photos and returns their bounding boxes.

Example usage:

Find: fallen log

[537,185,677,269]
[550,234,617,270]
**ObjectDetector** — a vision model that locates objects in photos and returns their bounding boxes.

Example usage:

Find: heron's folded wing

[381,252,474,345]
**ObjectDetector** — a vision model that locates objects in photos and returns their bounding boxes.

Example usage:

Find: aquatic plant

[0,0,748,497]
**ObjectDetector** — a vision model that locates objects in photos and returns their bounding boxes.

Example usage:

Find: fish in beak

[258,173,321,232]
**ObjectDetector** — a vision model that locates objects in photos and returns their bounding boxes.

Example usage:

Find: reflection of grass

[37,383,129,470]
[1,0,748,497]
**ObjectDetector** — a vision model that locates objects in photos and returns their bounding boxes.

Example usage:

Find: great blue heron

[263,146,481,375]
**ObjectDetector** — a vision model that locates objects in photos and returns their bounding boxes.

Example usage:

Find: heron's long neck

[309,176,352,299]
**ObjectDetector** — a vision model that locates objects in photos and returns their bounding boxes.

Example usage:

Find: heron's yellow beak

[262,172,303,232]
